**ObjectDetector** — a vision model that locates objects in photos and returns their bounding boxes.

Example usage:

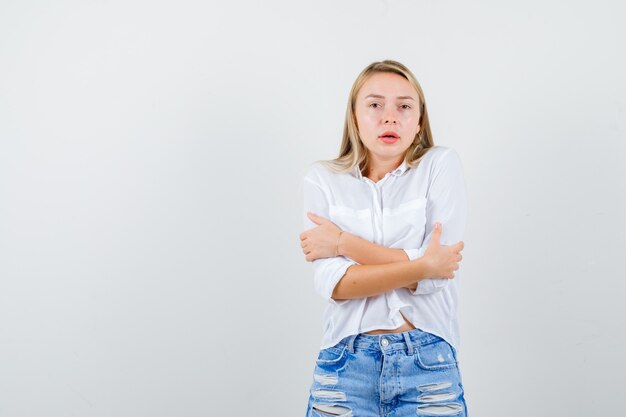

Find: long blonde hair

[317,60,435,175]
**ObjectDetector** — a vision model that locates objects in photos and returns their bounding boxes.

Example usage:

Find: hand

[422,222,464,279]
[299,212,344,262]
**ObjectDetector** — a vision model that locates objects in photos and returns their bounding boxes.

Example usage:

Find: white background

[1,1,624,416]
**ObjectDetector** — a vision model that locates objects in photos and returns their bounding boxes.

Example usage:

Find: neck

[364,156,403,182]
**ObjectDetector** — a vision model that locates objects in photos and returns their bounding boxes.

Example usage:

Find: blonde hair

[317,59,435,175]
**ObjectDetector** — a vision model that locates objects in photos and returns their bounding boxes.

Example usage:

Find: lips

[379,131,400,139]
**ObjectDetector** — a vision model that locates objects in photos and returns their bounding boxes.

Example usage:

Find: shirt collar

[353,159,409,180]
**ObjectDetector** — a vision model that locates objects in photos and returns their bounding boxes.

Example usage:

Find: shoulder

[426,145,459,160]
[300,162,331,193]
[303,160,350,185]
[426,145,462,169]
[302,161,325,184]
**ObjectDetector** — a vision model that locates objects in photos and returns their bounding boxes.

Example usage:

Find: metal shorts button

[381,338,389,347]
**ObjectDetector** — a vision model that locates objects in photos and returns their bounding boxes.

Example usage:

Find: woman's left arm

[304,212,419,289]
[302,214,411,265]
[340,230,412,263]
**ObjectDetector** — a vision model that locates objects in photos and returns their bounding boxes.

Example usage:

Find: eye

[369,103,381,108]
[400,104,412,109]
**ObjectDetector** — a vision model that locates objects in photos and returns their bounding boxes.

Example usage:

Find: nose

[383,107,398,124]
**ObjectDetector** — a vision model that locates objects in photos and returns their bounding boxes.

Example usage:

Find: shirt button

[381,338,389,347]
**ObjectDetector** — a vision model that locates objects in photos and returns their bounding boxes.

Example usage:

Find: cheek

[359,137,376,153]
[357,115,379,137]
[404,114,420,129]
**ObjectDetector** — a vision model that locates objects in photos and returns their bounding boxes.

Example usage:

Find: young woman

[299,60,469,417]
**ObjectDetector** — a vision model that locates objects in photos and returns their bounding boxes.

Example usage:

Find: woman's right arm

[302,211,462,298]
[330,259,429,300]
[330,222,454,301]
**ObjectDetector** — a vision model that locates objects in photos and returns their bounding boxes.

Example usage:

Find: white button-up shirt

[301,145,468,351]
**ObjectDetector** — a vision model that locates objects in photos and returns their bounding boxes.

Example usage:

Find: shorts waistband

[336,328,444,356]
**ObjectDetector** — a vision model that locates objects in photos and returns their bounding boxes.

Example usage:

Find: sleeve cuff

[403,248,451,295]
[320,257,358,305]
[403,247,425,261]
[410,278,449,295]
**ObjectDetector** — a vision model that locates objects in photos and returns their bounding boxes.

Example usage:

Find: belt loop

[402,331,414,356]
[346,334,358,353]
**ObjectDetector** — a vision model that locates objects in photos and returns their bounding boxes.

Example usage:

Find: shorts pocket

[316,343,349,369]
[414,337,458,371]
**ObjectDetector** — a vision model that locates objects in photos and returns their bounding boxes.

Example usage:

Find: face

[354,72,422,165]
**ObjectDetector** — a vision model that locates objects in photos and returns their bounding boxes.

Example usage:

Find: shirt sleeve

[302,173,357,306]
[405,148,468,295]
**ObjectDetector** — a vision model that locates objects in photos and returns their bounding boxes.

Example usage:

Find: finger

[307,212,324,225]
[430,222,442,244]
[301,226,317,235]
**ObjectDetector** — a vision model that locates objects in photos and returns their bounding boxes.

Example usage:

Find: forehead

[357,72,417,100]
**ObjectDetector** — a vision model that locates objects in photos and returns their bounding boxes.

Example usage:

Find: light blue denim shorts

[305,328,468,417]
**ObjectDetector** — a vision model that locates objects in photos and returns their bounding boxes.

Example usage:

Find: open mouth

[379,131,400,143]
[379,131,400,139]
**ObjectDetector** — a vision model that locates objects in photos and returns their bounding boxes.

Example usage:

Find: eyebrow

[364,94,415,101]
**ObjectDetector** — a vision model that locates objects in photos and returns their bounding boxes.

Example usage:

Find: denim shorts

[305,328,468,417]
